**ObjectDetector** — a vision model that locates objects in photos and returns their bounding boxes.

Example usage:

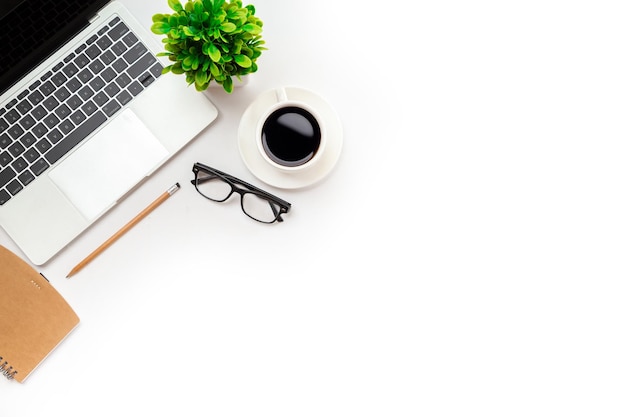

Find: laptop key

[81,100,97,116]
[70,110,86,126]
[0,134,10,149]
[0,151,11,167]
[51,72,67,87]
[35,139,52,154]
[116,90,132,106]
[93,92,108,106]
[110,41,127,56]
[139,73,155,87]
[43,96,60,111]
[28,90,44,105]
[8,142,25,157]
[0,167,16,188]
[32,123,48,138]
[123,43,147,64]
[47,129,62,144]
[150,63,164,79]
[8,125,24,140]
[115,73,131,88]
[89,76,106,92]
[23,148,40,164]
[35,138,52,153]
[19,114,36,130]
[122,32,139,47]
[127,81,143,96]
[31,105,48,120]
[11,157,28,173]
[59,120,75,135]
[5,109,20,124]
[39,81,55,96]
[112,58,127,73]
[7,179,23,195]
[66,77,82,92]
[85,44,101,59]
[0,189,10,205]
[16,100,32,115]
[45,111,107,165]
[102,100,121,117]
[55,104,71,120]
[74,53,89,68]
[18,170,35,187]
[54,86,71,102]
[66,96,83,110]
[19,132,36,148]
[0,151,13,168]
[62,62,79,78]
[100,50,116,66]
[44,114,60,129]
[97,35,113,51]
[128,54,157,79]
[31,159,50,176]
[109,22,130,40]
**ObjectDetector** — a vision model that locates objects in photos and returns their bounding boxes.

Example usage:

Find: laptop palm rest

[48,109,168,220]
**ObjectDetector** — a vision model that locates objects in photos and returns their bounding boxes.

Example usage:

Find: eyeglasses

[191,163,291,223]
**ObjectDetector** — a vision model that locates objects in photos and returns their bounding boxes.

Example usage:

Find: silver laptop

[0,0,218,265]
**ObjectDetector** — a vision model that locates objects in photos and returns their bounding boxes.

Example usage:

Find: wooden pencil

[66,183,180,278]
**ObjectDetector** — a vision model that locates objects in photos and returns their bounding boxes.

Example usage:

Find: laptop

[0,0,218,265]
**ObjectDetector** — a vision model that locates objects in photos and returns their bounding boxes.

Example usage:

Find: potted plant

[151,0,265,93]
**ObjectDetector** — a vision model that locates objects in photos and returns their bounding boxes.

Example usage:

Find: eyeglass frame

[191,162,292,223]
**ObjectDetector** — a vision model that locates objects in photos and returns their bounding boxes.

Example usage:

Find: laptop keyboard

[0,16,163,206]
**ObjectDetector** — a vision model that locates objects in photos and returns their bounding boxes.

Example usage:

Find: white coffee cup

[256,88,326,172]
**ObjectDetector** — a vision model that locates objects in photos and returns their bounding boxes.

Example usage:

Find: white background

[3,0,626,415]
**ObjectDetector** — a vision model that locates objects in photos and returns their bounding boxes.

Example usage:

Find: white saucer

[238,86,343,189]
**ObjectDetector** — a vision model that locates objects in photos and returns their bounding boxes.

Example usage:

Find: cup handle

[275,87,288,103]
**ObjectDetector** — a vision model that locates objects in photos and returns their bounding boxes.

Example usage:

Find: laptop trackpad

[49,109,168,220]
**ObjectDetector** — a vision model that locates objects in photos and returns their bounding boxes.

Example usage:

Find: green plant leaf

[168,0,183,12]
[171,63,184,74]
[242,23,261,35]
[182,55,194,70]
[194,0,204,14]
[222,76,233,93]
[220,22,237,33]
[195,70,208,85]
[210,62,220,77]
[213,0,225,13]
[234,54,251,68]
[202,0,213,11]
[151,22,171,34]
[207,43,221,62]
[183,26,199,37]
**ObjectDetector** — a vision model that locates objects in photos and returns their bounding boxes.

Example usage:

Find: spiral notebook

[0,245,79,382]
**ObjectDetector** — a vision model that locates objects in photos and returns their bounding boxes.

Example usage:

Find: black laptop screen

[0,0,109,95]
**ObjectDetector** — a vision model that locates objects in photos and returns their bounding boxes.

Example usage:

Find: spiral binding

[0,357,17,380]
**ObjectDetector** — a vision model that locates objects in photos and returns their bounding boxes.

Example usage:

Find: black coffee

[261,106,322,167]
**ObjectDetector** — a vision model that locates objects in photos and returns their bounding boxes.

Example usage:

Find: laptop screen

[0,0,109,95]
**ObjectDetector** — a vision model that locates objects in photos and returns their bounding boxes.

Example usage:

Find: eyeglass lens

[195,171,282,223]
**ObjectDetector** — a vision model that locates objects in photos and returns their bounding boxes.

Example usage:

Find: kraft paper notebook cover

[0,245,79,382]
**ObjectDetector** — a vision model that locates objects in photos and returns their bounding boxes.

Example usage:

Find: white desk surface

[3,1,626,415]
